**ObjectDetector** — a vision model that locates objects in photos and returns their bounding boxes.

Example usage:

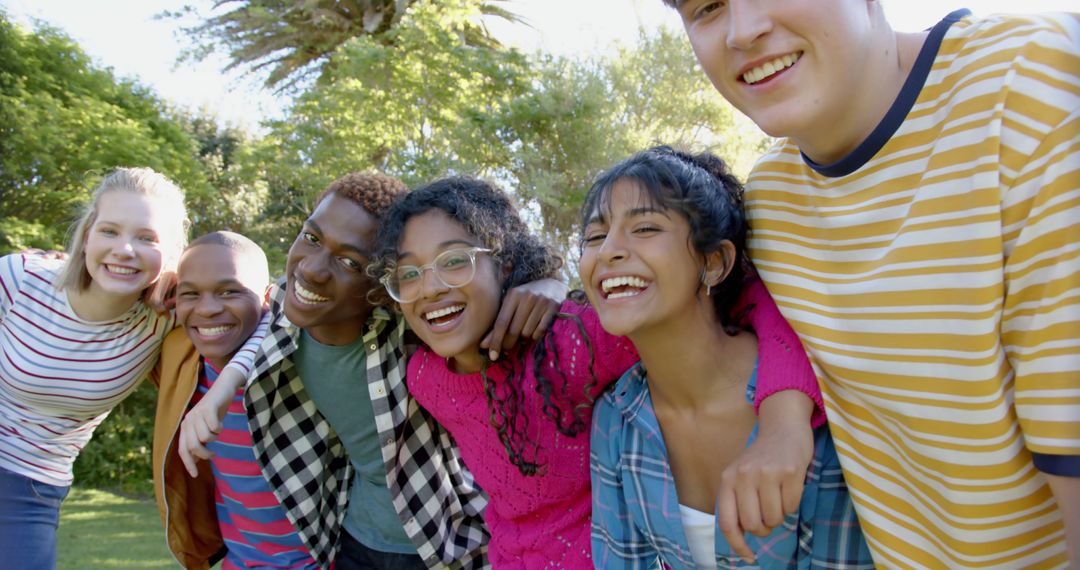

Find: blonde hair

[56,167,190,308]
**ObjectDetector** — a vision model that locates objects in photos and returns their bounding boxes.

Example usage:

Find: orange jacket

[151,328,225,570]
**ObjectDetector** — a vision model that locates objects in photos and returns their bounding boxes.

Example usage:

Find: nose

[726,0,772,50]
[597,232,629,265]
[112,238,135,258]
[297,249,332,284]
[194,294,224,317]
[417,266,448,300]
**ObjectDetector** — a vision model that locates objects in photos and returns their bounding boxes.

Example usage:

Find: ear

[703,240,737,289]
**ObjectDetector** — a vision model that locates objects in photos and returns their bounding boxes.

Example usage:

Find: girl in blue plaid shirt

[581,146,874,569]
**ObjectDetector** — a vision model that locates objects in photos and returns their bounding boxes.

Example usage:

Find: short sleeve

[1001,106,1080,473]
[0,253,28,323]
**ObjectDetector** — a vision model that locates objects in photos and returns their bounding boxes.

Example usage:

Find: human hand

[717,404,813,563]
[177,382,234,477]
[480,278,567,361]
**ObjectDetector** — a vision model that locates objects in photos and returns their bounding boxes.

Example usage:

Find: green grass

[57,487,176,569]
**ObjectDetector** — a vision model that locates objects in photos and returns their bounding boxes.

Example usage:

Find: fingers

[755,476,785,531]
[718,470,755,563]
[484,290,534,360]
[781,472,804,516]
[522,299,558,341]
[482,290,561,360]
[177,408,221,478]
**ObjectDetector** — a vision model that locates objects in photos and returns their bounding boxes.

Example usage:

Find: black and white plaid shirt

[244,282,490,569]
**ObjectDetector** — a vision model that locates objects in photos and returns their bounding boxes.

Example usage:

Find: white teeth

[742,53,799,84]
[425,305,464,321]
[294,282,329,304]
[197,325,233,336]
[607,291,640,300]
[106,265,137,275]
[601,276,648,293]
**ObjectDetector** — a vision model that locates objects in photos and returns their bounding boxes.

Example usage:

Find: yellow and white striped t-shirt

[746,10,1080,569]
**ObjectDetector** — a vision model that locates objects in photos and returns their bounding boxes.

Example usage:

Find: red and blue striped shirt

[196,361,318,570]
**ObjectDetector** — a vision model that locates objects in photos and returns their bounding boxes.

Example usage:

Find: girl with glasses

[370,176,822,568]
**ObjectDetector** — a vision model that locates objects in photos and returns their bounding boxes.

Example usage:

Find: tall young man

[667,1,1079,566]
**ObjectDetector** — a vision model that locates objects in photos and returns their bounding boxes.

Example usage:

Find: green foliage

[0,14,209,254]
[0,217,59,252]
[502,28,770,254]
[72,382,157,497]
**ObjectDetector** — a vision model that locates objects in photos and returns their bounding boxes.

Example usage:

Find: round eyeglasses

[380,247,492,303]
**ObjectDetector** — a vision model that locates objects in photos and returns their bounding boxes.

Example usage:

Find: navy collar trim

[804,9,971,178]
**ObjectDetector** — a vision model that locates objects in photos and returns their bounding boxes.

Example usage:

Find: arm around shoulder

[738,276,825,427]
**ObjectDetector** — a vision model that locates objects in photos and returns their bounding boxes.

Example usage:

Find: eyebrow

[93,219,158,233]
[304,220,372,257]
[397,238,477,261]
[586,206,670,227]
[176,278,246,290]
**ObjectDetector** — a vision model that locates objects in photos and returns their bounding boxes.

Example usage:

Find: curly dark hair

[316,172,407,219]
[372,177,602,476]
[580,145,750,334]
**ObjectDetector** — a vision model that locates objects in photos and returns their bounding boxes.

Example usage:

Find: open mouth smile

[195,325,235,337]
[742,52,800,84]
[424,304,464,327]
[601,276,649,300]
[293,281,330,305]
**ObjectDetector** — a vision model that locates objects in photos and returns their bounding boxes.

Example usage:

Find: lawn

[57,487,177,569]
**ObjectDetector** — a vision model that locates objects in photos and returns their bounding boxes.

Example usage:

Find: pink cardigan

[405,279,822,568]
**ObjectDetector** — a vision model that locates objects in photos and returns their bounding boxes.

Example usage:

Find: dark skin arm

[480,278,568,361]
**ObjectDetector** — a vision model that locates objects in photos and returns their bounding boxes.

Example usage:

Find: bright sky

[3,0,1076,131]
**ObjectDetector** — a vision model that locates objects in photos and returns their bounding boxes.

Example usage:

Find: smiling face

[578,179,706,338]
[284,193,379,346]
[396,210,503,374]
[677,0,883,162]
[81,191,172,308]
[175,244,266,370]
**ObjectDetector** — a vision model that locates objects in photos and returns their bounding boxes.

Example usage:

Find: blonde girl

[0,167,260,568]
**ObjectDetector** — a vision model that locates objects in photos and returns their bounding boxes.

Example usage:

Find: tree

[0,12,208,253]
[250,16,768,266]
[166,0,523,92]
[249,0,529,241]
[499,28,770,257]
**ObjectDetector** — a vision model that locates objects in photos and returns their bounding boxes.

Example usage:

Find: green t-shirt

[294,330,415,554]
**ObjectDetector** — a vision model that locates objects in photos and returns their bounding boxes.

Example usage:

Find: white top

[679,504,717,570]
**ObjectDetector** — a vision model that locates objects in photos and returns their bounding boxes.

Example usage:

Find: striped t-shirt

[0,253,174,486]
[197,362,317,570]
[745,11,1079,569]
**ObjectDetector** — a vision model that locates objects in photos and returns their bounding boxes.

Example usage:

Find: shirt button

[375,386,385,396]
[369,343,377,350]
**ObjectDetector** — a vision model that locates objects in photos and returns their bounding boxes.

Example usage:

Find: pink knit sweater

[405,279,822,568]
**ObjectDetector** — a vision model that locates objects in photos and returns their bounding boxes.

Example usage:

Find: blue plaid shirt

[590,363,874,569]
